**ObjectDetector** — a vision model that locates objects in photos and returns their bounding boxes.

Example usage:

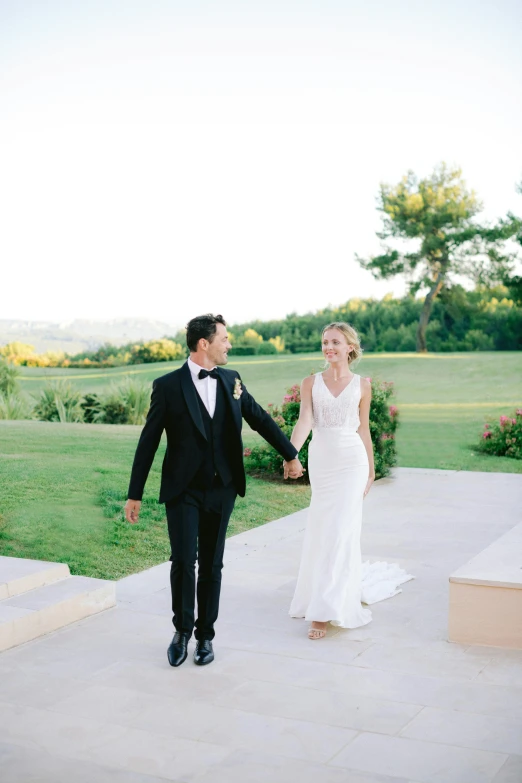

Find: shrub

[243,328,263,344]
[0,360,21,395]
[462,329,495,351]
[0,342,36,365]
[229,345,258,356]
[33,381,84,422]
[231,328,281,356]
[478,410,522,460]
[369,379,399,478]
[80,393,102,423]
[130,339,185,364]
[244,384,307,478]
[119,377,150,424]
[379,323,416,352]
[257,341,278,355]
[0,392,32,420]
[96,377,150,425]
[97,396,129,424]
[244,376,398,481]
[269,336,286,353]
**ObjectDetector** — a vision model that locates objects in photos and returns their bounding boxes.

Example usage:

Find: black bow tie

[198,368,219,380]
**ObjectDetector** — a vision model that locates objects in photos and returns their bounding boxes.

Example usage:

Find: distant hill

[0,318,179,354]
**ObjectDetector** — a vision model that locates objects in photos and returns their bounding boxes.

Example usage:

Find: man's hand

[284,458,304,480]
[125,499,142,524]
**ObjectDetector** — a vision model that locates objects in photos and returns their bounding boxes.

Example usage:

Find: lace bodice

[312,372,361,430]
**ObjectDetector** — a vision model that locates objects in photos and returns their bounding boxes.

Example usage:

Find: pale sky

[1,0,521,328]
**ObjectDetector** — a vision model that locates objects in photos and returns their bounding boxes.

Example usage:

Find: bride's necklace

[332,368,352,382]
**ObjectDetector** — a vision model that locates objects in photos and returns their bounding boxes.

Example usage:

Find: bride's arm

[358,377,376,496]
[290,375,314,452]
[283,375,313,478]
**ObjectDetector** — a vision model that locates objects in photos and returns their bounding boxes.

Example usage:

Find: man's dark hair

[186,314,227,352]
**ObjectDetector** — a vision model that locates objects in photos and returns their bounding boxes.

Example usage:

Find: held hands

[125,499,142,525]
[283,457,304,480]
[363,473,375,498]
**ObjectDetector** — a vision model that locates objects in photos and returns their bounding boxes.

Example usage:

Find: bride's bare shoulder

[300,374,316,389]
[359,375,372,394]
[299,374,316,397]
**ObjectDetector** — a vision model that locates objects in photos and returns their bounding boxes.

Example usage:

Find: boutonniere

[233,377,243,400]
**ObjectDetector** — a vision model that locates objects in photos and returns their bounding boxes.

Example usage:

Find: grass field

[0,421,310,579]
[2,351,520,579]
[17,350,522,472]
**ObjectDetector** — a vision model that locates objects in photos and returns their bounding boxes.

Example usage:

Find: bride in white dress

[286,322,413,640]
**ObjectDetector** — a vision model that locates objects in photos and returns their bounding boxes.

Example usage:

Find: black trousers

[165,481,236,641]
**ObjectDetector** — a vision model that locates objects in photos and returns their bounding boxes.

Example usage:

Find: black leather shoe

[194,639,214,666]
[167,632,190,667]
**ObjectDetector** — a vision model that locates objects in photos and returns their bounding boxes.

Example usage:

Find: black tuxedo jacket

[127,361,298,504]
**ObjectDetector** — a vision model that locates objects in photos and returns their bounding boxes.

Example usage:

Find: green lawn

[0,421,310,579]
[19,349,521,408]
[2,351,520,579]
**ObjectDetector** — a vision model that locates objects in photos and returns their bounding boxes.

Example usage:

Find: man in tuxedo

[125,314,303,667]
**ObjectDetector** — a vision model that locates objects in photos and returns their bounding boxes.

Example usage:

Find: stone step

[0,555,70,599]
[0,575,116,652]
[449,521,522,649]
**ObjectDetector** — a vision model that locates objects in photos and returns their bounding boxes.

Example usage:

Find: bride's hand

[363,474,375,498]
[284,458,304,479]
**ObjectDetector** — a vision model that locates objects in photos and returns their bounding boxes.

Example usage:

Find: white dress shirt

[187,357,217,418]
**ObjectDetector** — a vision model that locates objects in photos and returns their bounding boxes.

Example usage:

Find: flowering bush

[478,410,522,460]
[244,376,398,481]
[369,379,399,479]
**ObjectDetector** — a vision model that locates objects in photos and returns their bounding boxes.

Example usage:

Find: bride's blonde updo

[322,321,363,366]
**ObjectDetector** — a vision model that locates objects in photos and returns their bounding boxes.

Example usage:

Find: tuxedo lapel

[180,362,207,441]
[216,369,242,433]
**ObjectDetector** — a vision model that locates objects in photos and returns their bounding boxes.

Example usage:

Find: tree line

[1,282,520,368]
[231,285,521,354]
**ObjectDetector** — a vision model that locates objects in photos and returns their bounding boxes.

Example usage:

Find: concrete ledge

[449,522,522,649]
[0,576,116,652]
[449,522,522,590]
[0,556,70,600]
[449,582,522,648]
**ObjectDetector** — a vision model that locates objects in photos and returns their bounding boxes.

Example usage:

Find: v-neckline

[320,372,356,400]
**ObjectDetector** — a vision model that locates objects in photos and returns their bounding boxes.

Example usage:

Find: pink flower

[389,405,398,417]
[516,409,522,417]
[283,395,292,402]
[365,377,372,382]
[267,402,273,407]
[512,418,517,425]
[484,423,490,429]
[483,432,492,439]
[243,448,252,457]
[500,415,509,426]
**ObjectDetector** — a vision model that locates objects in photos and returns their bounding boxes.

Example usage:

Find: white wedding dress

[289,372,414,628]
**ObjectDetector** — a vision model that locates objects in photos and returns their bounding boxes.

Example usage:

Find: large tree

[357,164,521,351]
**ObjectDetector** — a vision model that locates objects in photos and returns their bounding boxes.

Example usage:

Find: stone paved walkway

[1,468,522,783]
